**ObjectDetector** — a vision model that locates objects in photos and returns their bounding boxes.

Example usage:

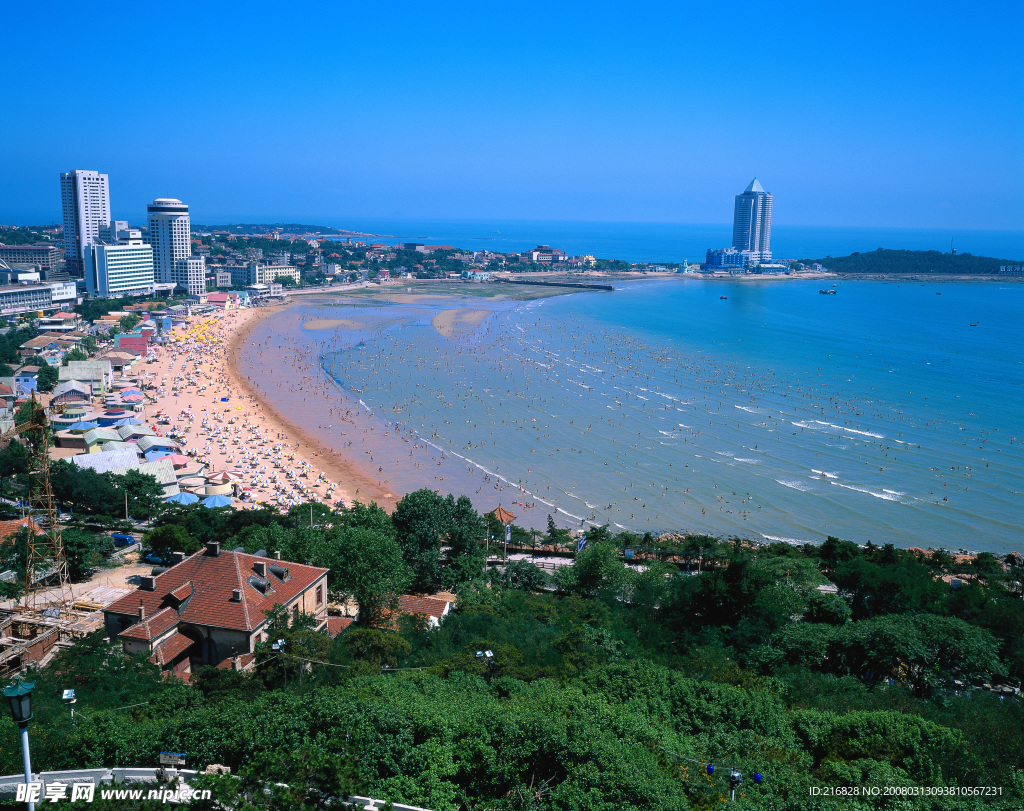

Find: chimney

[254,561,266,577]
[171,551,186,565]
[138,603,146,621]
[231,589,241,602]
[272,551,281,560]
[205,541,220,557]
[140,576,156,591]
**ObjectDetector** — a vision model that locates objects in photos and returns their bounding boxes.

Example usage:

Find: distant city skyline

[3,2,1022,232]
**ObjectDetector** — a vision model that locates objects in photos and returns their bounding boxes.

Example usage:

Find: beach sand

[223,307,398,509]
[142,305,396,512]
[431,308,491,339]
[302,317,364,331]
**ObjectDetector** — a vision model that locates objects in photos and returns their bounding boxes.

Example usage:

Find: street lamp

[4,678,36,811]
[475,650,495,681]
[272,639,287,687]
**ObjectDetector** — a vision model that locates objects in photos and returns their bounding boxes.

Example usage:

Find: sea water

[241,278,1023,554]
[327,218,1024,263]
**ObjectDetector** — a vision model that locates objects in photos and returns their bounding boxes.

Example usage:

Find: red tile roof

[0,518,43,544]
[169,582,193,603]
[106,547,328,633]
[326,616,353,637]
[397,595,450,619]
[151,631,193,665]
[119,606,178,641]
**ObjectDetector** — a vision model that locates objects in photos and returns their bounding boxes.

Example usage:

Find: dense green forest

[2,490,1022,809]
[805,249,1019,275]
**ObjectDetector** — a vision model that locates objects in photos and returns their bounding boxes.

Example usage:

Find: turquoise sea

[238,277,1023,554]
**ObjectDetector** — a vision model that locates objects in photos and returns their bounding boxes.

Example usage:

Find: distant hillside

[192,223,362,235]
[804,248,1021,275]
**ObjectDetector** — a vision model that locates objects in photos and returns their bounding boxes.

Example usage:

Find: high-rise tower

[60,170,111,276]
[147,198,204,295]
[732,178,772,262]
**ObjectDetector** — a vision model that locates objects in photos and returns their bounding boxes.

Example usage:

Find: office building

[175,256,206,296]
[0,244,63,274]
[84,222,155,298]
[147,198,204,295]
[732,178,772,262]
[0,284,54,317]
[60,170,111,275]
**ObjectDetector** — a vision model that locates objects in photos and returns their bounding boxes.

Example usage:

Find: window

[315,584,323,607]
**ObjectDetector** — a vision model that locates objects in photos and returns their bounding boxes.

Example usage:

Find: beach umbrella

[201,494,233,509]
[165,492,199,504]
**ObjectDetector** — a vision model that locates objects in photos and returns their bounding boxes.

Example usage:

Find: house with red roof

[207,292,239,311]
[398,595,452,628]
[103,542,328,676]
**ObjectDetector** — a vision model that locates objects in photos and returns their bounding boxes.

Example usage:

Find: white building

[147,198,205,295]
[48,281,78,307]
[60,170,111,275]
[732,178,772,263]
[84,224,155,298]
[175,255,206,296]
[228,263,299,287]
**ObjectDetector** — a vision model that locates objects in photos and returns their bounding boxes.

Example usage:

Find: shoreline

[223,303,399,510]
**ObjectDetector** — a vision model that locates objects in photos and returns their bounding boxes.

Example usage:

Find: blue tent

[67,421,99,432]
[201,494,233,509]
[165,492,199,505]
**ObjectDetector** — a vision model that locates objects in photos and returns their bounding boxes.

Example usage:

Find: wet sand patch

[431,308,491,339]
[302,317,363,330]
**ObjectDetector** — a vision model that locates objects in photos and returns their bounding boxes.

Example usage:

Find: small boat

[970,322,979,326]
[720,296,728,300]
[818,289,837,295]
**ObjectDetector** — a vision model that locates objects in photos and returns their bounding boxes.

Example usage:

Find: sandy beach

[145,304,396,511]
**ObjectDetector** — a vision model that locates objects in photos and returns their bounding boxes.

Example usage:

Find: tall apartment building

[60,170,111,276]
[147,198,204,295]
[732,178,772,262]
[84,222,155,299]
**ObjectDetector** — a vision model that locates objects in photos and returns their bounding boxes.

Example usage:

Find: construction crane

[0,392,72,619]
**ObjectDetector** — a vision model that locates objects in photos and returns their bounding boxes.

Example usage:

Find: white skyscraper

[147,198,204,295]
[85,223,154,298]
[732,178,772,262]
[60,170,111,275]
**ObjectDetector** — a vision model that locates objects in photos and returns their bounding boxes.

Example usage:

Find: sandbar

[431,308,491,339]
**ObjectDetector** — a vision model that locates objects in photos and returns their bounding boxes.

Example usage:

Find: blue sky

[2,0,1022,230]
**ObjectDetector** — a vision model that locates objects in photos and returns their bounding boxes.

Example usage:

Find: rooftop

[106,546,328,633]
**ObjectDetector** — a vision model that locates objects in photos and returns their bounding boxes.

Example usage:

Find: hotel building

[60,170,111,275]
[732,178,772,262]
